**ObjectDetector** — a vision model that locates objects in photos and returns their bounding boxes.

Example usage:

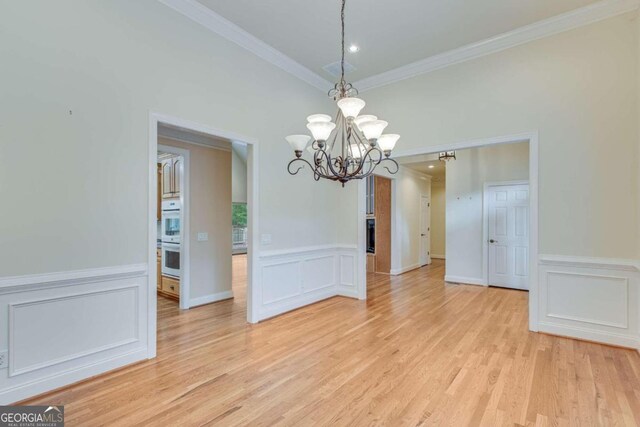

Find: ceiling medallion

[285,0,399,187]
[438,151,456,161]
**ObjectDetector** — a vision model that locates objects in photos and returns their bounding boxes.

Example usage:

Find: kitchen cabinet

[161,275,180,298]
[161,157,182,199]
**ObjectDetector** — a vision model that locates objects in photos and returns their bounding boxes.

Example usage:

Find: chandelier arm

[380,157,400,174]
[287,158,314,176]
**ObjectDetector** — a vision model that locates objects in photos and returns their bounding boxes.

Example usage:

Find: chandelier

[285,0,399,187]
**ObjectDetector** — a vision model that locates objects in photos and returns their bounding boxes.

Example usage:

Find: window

[232,203,248,252]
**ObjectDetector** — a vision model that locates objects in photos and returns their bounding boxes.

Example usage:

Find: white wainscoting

[538,255,640,349]
[0,265,148,404]
[257,245,358,321]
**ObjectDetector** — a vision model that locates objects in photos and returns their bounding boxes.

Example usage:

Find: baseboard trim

[258,288,337,322]
[390,263,421,276]
[538,321,639,349]
[1,348,147,405]
[189,290,233,308]
[444,275,487,286]
[431,254,445,260]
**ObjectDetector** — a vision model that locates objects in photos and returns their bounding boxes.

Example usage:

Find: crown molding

[354,0,640,92]
[157,0,332,91]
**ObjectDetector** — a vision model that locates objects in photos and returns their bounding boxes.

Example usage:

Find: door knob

[489,239,497,243]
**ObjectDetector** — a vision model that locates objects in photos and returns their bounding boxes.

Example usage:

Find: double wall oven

[161,200,181,277]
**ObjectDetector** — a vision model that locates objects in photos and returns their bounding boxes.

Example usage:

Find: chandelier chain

[340,0,346,85]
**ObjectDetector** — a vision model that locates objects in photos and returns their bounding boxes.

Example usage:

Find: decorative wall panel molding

[258,245,358,320]
[538,254,639,349]
[0,266,148,404]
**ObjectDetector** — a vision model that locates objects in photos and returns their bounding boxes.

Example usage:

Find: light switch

[260,234,272,245]
[197,232,208,241]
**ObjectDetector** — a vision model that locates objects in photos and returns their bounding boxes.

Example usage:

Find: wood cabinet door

[162,275,180,296]
[161,160,173,199]
[172,157,182,196]
[157,164,162,220]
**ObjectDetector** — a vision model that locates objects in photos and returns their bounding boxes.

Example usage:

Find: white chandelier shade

[306,121,336,142]
[285,134,311,152]
[353,115,377,130]
[337,97,366,119]
[377,134,400,152]
[307,114,332,123]
[359,120,388,140]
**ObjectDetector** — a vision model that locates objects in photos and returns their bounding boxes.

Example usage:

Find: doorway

[356,132,539,331]
[147,113,259,358]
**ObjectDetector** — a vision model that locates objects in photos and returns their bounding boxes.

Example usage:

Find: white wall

[232,145,248,204]
[445,143,529,283]
[0,0,340,278]
[159,137,232,304]
[430,181,446,258]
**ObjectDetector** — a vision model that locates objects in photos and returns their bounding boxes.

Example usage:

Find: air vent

[322,60,356,78]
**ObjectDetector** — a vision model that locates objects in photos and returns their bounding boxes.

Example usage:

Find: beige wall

[446,143,529,281]
[159,138,232,299]
[232,146,247,204]
[340,12,639,261]
[0,0,340,276]
[430,181,446,258]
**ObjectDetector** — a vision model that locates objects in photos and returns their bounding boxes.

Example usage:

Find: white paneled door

[419,195,431,266]
[487,183,529,290]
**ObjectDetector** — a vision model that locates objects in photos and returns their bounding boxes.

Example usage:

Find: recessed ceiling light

[348,44,359,53]
[428,165,435,169]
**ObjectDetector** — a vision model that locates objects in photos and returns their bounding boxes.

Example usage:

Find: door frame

[157,144,191,309]
[355,131,539,332]
[148,112,260,359]
[419,193,431,267]
[482,180,529,288]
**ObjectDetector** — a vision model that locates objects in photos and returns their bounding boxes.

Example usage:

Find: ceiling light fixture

[348,44,359,53]
[439,151,456,161]
[285,0,398,186]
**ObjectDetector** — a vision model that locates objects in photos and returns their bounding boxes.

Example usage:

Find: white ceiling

[398,153,446,181]
[195,0,600,81]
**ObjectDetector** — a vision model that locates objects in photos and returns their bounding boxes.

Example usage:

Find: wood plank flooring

[23,257,640,426]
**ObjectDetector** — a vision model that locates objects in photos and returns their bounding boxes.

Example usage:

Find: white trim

[354,0,640,91]
[157,0,331,91]
[0,264,147,294]
[0,348,148,405]
[157,144,191,310]
[149,112,260,362]
[431,254,445,260]
[390,263,421,276]
[538,321,639,349]
[259,244,357,259]
[482,180,530,287]
[539,254,640,272]
[189,290,234,308]
[444,275,486,286]
[418,193,431,267]
[357,180,367,300]
[365,131,540,331]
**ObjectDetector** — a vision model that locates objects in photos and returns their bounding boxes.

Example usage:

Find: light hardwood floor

[23,257,640,426]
